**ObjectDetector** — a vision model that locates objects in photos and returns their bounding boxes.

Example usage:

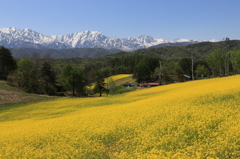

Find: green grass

[0,80,55,109]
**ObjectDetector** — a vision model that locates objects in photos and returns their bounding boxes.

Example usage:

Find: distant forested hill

[125,40,240,61]
[8,40,240,61]
[9,48,124,59]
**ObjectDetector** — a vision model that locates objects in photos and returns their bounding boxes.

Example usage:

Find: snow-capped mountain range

[0,27,214,51]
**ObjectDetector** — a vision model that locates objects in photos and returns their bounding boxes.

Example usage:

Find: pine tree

[40,61,57,95]
[93,76,106,97]
[0,46,17,80]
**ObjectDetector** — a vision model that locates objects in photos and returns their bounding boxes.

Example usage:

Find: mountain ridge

[0,27,208,51]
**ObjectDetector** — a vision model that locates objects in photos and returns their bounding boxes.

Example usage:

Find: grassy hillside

[0,80,52,107]
[0,76,240,158]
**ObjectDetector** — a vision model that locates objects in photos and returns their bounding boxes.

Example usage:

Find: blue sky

[1,0,240,41]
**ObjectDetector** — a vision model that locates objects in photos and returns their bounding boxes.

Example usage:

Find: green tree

[178,58,192,76]
[191,53,195,80]
[162,61,178,83]
[61,65,86,96]
[134,57,160,83]
[134,59,151,83]
[0,46,17,80]
[17,57,38,93]
[154,60,164,84]
[7,70,21,87]
[224,37,231,76]
[195,65,207,79]
[93,76,106,97]
[73,68,86,96]
[229,49,240,74]
[40,61,57,95]
[207,48,224,77]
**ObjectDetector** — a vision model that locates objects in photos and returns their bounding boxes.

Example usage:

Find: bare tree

[224,37,230,76]
[191,53,195,80]
[0,55,3,73]
[32,52,41,76]
[154,60,164,84]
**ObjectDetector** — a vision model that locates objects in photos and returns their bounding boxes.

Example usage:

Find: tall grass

[0,76,240,158]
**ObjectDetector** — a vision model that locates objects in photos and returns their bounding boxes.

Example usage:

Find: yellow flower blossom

[0,75,240,158]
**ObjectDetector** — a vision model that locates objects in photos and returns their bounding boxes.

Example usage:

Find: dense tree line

[1,38,240,96]
[8,57,59,95]
[61,64,86,96]
[0,46,107,96]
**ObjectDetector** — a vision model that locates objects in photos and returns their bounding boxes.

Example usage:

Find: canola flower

[105,74,132,82]
[0,75,240,158]
[87,74,132,90]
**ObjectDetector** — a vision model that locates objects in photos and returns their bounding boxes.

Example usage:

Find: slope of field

[105,74,133,82]
[0,80,52,107]
[88,74,135,94]
[105,74,136,94]
[0,76,240,158]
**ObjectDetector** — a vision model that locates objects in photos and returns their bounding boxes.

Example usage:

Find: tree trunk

[191,53,194,80]
[72,82,75,96]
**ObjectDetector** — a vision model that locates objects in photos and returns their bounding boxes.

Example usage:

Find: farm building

[138,83,159,88]
[178,74,191,82]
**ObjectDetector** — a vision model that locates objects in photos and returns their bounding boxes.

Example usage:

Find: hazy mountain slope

[10,48,124,59]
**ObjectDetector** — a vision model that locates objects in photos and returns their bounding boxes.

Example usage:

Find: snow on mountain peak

[171,38,190,43]
[0,27,205,51]
[0,27,17,33]
[209,39,218,42]
[0,28,10,34]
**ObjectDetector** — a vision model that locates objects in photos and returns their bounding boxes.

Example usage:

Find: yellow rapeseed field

[87,74,132,90]
[105,74,132,82]
[0,75,240,158]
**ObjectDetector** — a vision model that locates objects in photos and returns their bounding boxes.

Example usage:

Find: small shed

[178,74,191,82]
